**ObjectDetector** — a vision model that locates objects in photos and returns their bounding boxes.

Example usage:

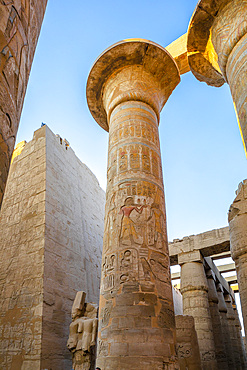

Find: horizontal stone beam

[204,257,234,299]
[165,33,190,75]
[169,226,230,265]
[171,262,236,280]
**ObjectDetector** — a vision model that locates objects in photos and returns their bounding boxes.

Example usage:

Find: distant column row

[179,251,246,370]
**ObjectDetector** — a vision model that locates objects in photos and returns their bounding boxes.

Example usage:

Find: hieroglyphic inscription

[102,254,116,292]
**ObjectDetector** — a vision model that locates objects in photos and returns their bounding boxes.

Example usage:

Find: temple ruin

[0,0,247,369]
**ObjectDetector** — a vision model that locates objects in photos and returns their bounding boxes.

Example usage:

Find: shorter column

[175,315,202,370]
[206,269,228,369]
[229,179,247,336]
[224,293,241,369]
[216,283,235,369]
[232,302,247,368]
[179,250,217,370]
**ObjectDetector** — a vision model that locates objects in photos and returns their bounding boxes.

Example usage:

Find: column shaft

[233,305,247,368]
[180,259,217,370]
[207,273,228,369]
[86,39,180,370]
[0,1,48,206]
[217,286,235,369]
[225,294,242,369]
[229,180,247,336]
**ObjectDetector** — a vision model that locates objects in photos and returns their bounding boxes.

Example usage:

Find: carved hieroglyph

[67,291,98,370]
[0,0,47,206]
[87,39,180,369]
[187,0,247,155]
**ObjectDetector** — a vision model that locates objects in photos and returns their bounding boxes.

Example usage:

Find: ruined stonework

[0,125,105,369]
[67,291,98,370]
[0,0,48,207]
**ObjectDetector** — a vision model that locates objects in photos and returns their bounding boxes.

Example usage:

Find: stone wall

[0,125,105,369]
[0,0,48,207]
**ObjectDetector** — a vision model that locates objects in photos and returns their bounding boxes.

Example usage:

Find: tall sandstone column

[187,0,247,154]
[229,180,247,336]
[86,39,180,370]
[0,0,48,206]
[179,251,217,370]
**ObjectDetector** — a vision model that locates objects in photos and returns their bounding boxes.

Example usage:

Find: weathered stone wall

[0,125,105,369]
[0,0,48,207]
[0,127,46,369]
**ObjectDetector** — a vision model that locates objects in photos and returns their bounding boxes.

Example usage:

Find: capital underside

[86,39,180,131]
[187,0,247,86]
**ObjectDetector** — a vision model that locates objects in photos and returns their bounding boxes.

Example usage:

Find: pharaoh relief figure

[67,291,98,370]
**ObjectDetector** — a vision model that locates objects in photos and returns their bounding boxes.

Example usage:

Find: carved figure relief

[147,202,165,248]
[67,291,98,370]
[104,193,117,253]
[119,196,146,245]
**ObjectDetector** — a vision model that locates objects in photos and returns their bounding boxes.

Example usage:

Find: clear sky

[17,0,247,241]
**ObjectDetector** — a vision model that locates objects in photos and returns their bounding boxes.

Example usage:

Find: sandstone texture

[87,39,180,369]
[0,125,105,369]
[0,0,47,207]
[175,315,202,370]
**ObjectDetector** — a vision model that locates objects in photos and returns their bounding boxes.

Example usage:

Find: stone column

[232,302,247,368]
[187,0,247,154]
[224,293,242,369]
[206,269,228,369]
[86,39,180,369]
[0,0,48,207]
[179,251,217,369]
[229,179,247,337]
[216,283,235,369]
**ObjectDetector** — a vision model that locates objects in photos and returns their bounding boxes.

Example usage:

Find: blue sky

[17,0,246,241]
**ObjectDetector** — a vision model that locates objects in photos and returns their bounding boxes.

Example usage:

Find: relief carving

[119,248,138,283]
[101,300,113,328]
[119,196,146,246]
[176,344,193,359]
[102,254,116,292]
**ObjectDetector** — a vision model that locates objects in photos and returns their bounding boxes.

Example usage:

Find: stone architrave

[229,180,247,336]
[67,291,98,370]
[216,283,235,369]
[179,251,217,369]
[206,269,228,369]
[224,293,242,368]
[86,39,180,369]
[0,0,48,207]
[187,0,247,155]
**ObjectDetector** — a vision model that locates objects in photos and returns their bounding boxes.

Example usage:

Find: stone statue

[67,291,98,370]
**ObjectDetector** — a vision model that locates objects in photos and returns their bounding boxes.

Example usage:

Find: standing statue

[67,291,98,370]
